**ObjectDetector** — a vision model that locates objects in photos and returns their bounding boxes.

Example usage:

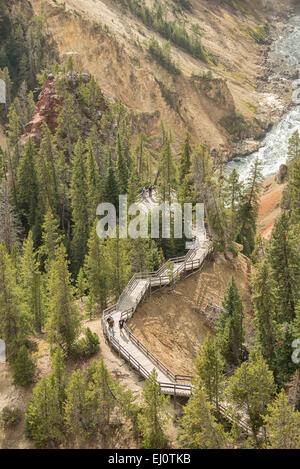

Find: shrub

[12,346,35,386]
[247,25,268,44]
[114,0,209,62]
[157,80,180,112]
[219,113,248,141]
[73,328,100,358]
[148,38,180,74]
[1,407,21,429]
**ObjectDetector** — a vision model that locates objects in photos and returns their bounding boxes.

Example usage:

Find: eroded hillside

[29,0,295,159]
[129,250,251,375]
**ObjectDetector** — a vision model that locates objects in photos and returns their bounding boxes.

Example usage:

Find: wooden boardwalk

[102,191,212,397]
[102,192,251,431]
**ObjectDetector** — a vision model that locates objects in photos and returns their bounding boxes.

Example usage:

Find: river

[226,15,300,181]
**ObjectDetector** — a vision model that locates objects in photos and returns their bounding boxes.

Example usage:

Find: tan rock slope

[29,0,294,157]
[258,173,287,239]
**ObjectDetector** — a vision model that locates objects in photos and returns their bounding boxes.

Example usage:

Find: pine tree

[56,148,71,232]
[6,98,22,162]
[223,169,243,236]
[288,139,300,222]
[268,211,300,321]
[12,345,35,386]
[6,98,23,206]
[85,139,101,228]
[287,130,300,161]
[55,94,79,160]
[129,237,161,273]
[178,133,192,184]
[50,347,67,412]
[0,243,25,359]
[0,145,6,180]
[138,369,169,449]
[135,132,150,183]
[26,90,36,123]
[39,209,63,272]
[195,333,225,410]
[191,143,212,202]
[251,261,279,366]
[294,301,300,340]
[84,222,108,309]
[263,390,300,449]
[103,152,119,209]
[25,376,65,447]
[46,243,80,355]
[70,137,89,274]
[178,388,229,449]
[191,143,215,237]
[227,350,276,443]
[157,136,176,203]
[127,166,140,206]
[36,124,59,217]
[88,358,118,432]
[0,180,21,253]
[76,267,87,301]
[86,124,106,176]
[106,233,131,300]
[274,323,297,388]
[116,133,129,194]
[236,158,263,256]
[217,277,244,366]
[20,231,44,332]
[177,134,192,204]
[16,137,39,236]
[64,369,96,438]
[206,177,230,252]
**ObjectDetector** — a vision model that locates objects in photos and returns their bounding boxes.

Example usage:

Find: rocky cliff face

[29,0,295,159]
[24,76,62,142]
[24,71,108,144]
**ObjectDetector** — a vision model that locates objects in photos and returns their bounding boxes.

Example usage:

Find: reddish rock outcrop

[24,76,63,143]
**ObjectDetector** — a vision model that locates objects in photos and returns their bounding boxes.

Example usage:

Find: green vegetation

[246,24,269,44]
[12,345,35,386]
[1,407,21,429]
[148,38,180,74]
[219,113,248,141]
[217,276,245,366]
[0,1,300,450]
[137,369,169,448]
[0,0,57,111]
[114,0,208,62]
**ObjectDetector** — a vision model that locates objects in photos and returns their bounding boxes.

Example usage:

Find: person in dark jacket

[119,318,125,335]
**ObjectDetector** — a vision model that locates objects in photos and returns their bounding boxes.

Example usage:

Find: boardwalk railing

[101,233,253,431]
[103,320,192,395]
[116,244,201,310]
[123,323,192,384]
[103,240,213,383]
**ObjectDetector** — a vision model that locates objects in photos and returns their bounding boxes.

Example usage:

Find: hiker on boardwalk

[119,318,125,335]
[141,187,146,198]
[148,185,152,198]
[108,318,115,336]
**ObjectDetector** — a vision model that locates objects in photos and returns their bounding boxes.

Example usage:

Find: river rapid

[227,15,300,181]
